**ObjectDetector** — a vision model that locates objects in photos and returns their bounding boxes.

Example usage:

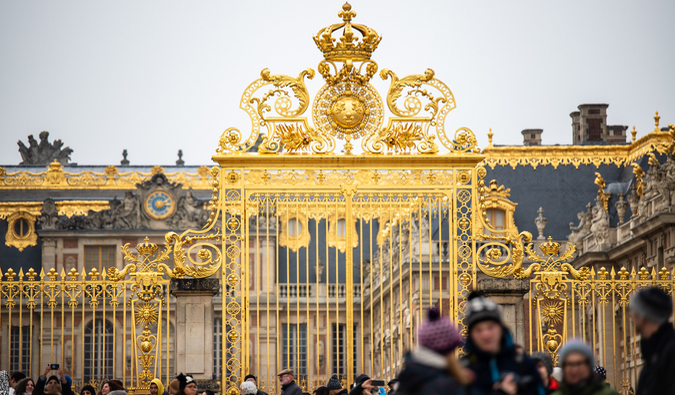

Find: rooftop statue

[17,131,73,165]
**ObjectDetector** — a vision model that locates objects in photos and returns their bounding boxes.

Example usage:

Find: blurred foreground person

[278,369,302,395]
[551,340,617,395]
[462,293,544,395]
[629,287,675,395]
[395,308,469,395]
[531,352,558,394]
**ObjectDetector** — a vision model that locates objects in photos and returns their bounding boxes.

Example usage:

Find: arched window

[337,219,347,238]
[84,319,114,382]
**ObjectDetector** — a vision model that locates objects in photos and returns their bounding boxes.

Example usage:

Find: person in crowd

[629,286,675,395]
[15,378,35,395]
[176,374,197,395]
[551,340,617,395]
[244,375,268,395]
[79,385,96,395]
[592,367,606,382]
[240,382,257,395]
[277,369,302,395]
[325,374,346,395]
[312,386,328,395]
[167,380,180,395]
[462,292,545,395]
[10,372,27,395]
[395,308,469,395]
[150,379,164,395]
[514,345,525,355]
[385,380,397,395]
[531,352,558,394]
[34,367,73,395]
[348,374,374,395]
[98,380,109,395]
[2,372,12,395]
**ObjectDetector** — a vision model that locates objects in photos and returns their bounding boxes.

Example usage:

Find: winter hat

[244,375,257,383]
[80,385,96,395]
[326,374,341,390]
[593,366,607,379]
[150,379,164,395]
[418,308,462,354]
[630,287,673,325]
[352,374,370,389]
[176,374,194,391]
[46,376,60,386]
[558,339,594,367]
[531,352,553,375]
[167,380,180,395]
[465,292,503,330]
[240,382,257,395]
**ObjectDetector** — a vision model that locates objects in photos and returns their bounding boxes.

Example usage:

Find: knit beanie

[80,385,96,395]
[630,287,673,325]
[176,374,194,391]
[353,374,370,389]
[558,339,594,367]
[417,308,462,354]
[465,292,503,330]
[531,352,553,375]
[46,376,60,386]
[240,382,257,395]
[326,374,341,390]
[243,375,257,383]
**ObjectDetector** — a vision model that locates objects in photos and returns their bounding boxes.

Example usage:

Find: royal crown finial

[539,236,561,256]
[313,3,382,62]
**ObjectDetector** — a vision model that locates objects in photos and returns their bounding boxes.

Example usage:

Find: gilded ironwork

[4,211,38,251]
[0,163,213,190]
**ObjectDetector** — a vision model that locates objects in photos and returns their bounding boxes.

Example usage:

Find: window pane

[337,219,346,238]
[84,319,114,382]
[288,219,302,238]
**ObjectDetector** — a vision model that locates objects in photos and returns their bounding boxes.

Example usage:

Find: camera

[50,364,59,370]
[370,380,385,387]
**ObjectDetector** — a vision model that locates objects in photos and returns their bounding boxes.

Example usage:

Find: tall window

[84,319,114,382]
[332,324,357,376]
[10,326,30,373]
[213,318,223,380]
[283,324,307,377]
[84,246,116,272]
[337,219,347,238]
[486,209,505,231]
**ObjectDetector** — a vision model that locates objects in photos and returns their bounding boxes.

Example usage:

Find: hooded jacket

[462,330,545,395]
[395,347,466,395]
[151,379,165,395]
[551,373,617,395]
[636,323,675,395]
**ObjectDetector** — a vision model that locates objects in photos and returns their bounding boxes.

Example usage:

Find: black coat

[462,331,545,395]
[395,348,466,395]
[257,390,269,395]
[33,377,74,395]
[280,381,303,395]
[636,323,675,395]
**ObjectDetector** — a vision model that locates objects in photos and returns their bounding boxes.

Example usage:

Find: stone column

[170,278,220,391]
[477,277,530,346]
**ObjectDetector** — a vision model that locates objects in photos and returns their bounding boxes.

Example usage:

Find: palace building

[1,4,673,395]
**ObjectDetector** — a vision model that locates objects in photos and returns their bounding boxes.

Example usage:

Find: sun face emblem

[135,302,159,327]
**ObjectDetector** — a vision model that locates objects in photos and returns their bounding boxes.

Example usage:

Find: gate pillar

[171,278,221,389]
[477,277,529,347]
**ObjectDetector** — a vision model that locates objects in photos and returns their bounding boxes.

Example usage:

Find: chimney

[522,129,543,146]
[577,104,608,143]
[570,111,581,144]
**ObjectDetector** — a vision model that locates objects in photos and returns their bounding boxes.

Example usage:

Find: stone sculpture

[18,131,73,165]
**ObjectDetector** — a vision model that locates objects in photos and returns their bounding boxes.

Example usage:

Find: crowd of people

[2,287,672,395]
[268,287,674,395]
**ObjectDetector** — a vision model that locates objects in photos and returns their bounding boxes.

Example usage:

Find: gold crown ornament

[313,2,382,62]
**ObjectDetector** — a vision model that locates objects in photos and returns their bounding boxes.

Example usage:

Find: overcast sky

[1,1,673,166]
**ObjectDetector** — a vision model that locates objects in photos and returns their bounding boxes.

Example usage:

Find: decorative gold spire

[313,2,382,61]
[631,125,637,142]
[654,111,661,132]
[488,128,493,146]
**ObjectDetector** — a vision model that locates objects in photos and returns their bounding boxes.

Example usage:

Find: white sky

[1,0,673,166]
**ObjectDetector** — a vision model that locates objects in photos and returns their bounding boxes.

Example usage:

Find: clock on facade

[144,190,176,220]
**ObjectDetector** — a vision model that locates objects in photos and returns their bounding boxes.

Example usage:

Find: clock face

[144,190,175,220]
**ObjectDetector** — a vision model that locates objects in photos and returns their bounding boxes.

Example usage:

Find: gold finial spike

[488,128,493,146]
[654,111,661,131]
[339,2,355,22]
[631,125,637,142]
